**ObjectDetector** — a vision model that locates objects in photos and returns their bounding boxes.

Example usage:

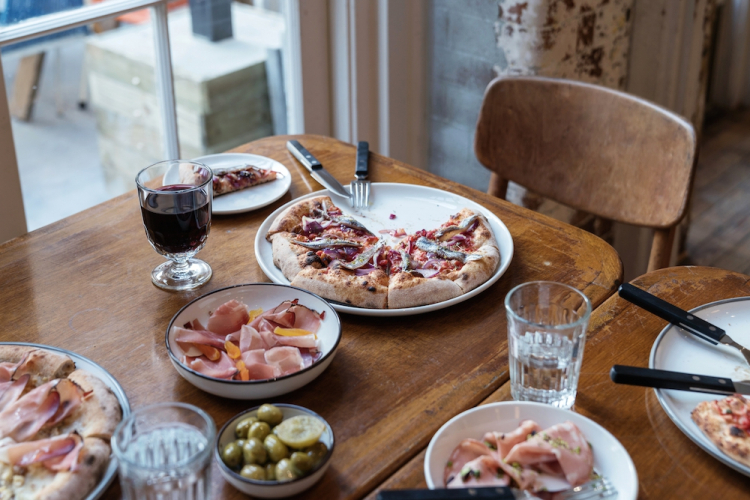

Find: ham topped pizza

[265,196,500,309]
[0,346,122,500]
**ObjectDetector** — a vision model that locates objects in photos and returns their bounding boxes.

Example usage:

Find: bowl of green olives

[216,403,334,498]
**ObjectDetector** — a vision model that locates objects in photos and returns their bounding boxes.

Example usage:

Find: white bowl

[216,404,334,498]
[424,401,638,500]
[165,283,341,399]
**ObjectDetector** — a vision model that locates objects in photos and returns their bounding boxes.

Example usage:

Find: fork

[556,475,618,500]
[351,141,371,209]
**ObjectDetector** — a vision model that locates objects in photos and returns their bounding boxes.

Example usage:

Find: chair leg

[10,52,45,121]
[647,226,676,273]
[487,173,508,199]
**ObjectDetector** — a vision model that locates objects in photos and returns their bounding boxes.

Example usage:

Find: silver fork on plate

[556,475,618,500]
[351,141,370,209]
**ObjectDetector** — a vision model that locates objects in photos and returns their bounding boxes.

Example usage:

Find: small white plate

[650,297,750,477]
[163,153,292,215]
[254,183,514,317]
[0,342,131,500]
[165,283,341,400]
[424,401,638,499]
[216,404,334,498]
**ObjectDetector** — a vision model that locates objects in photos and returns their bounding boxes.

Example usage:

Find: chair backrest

[474,76,697,231]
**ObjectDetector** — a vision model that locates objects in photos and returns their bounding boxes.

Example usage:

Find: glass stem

[170,258,191,277]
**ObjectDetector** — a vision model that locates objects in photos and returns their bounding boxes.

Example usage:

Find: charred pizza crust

[291,267,389,309]
[0,346,75,387]
[692,397,750,466]
[387,272,463,309]
[267,196,333,238]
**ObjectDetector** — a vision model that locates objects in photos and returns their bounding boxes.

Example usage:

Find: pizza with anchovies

[692,394,750,467]
[266,198,500,309]
[0,346,122,500]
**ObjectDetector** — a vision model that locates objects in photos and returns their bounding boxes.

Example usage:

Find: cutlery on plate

[618,283,750,365]
[610,364,750,395]
[376,476,617,500]
[351,141,371,209]
[286,140,352,201]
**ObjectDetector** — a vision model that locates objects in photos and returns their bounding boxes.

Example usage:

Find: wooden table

[0,135,622,499]
[373,266,750,499]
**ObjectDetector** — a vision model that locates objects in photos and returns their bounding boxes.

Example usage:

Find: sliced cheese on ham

[264,347,304,375]
[0,374,29,411]
[0,433,83,471]
[183,351,237,379]
[446,455,510,488]
[207,300,250,335]
[0,380,60,442]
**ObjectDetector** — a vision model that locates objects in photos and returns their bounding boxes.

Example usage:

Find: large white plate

[424,401,638,499]
[650,297,750,477]
[163,153,292,215]
[254,183,514,317]
[0,342,131,500]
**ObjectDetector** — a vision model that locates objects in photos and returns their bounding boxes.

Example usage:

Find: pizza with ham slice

[265,196,500,309]
[179,163,277,197]
[0,346,122,500]
[692,394,750,467]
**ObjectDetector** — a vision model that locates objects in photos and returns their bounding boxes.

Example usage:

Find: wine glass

[136,160,213,291]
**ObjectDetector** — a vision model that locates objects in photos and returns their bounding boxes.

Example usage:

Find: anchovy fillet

[292,239,362,250]
[435,214,481,238]
[329,215,375,235]
[415,237,481,263]
[399,250,412,272]
[340,240,386,270]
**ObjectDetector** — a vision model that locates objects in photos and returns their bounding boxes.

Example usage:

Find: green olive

[235,439,246,450]
[221,442,243,469]
[257,404,284,426]
[242,438,267,465]
[290,451,313,473]
[275,458,298,482]
[247,421,271,441]
[265,463,276,481]
[264,434,289,463]
[234,417,258,439]
[240,464,266,481]
[304,442,328,466]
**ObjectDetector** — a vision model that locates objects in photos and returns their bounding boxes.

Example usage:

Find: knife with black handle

[286,140,352,199]
[610,365,750,395]
[618,283,750,364]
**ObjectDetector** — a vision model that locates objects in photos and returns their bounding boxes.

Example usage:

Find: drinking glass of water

[136,160,213,291]
[112,402,215,500]
[505,281,592,409]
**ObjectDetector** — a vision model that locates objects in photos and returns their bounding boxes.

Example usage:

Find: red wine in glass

[141,184,211,255]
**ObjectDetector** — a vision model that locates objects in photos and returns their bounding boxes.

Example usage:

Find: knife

[610,365,750,395]
[618,283,750,365]
[376,487,515,500]
[286,140,352,200]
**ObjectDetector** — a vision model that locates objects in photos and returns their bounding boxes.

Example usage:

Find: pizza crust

[692,400,750,466]
[0,347,75,387]
[61,370,123,441]
[448,243,501,293]
[267,196,333,239]
[387,272,463,309]
[270,233,326,282]
[291,268,389,309]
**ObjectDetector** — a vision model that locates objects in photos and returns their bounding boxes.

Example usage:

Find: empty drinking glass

[136,160,213,291]
[505,281,592,409]
[112,402,215,500]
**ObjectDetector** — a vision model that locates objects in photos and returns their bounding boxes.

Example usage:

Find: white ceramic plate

[163,153,292,215]
[0,342,131,500]
[254,183,514,317]
[424,401,637,499]
[650,297,750,477]
[216,404,334,498]
[165,283,342,399]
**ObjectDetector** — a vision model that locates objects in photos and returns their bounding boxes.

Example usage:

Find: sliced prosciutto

[45,379,85,427]
[484,419,541,458]
[0,433,83,471]
[0,380,60,442]
[174,326,228,350]
[0,374,29,411]
[264,347,304,375]
[444,438,493,484]
[446,455,510,488]
[207,300,250,335]
[183,351,237,379]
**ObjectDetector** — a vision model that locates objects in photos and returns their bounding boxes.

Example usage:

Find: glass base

[511,384,577,410]
[151,259,212,291]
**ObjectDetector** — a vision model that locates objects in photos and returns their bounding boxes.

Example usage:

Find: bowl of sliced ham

[165,283,341,399]
[424,401,638,500]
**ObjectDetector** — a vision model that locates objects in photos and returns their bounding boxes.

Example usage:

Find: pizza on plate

[692,394,750,466]
[180,163,277,196]
[0,346,123,500]
[265,196,500,309]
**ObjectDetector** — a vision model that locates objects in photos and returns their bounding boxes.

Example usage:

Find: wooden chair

[475,76,697,272]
